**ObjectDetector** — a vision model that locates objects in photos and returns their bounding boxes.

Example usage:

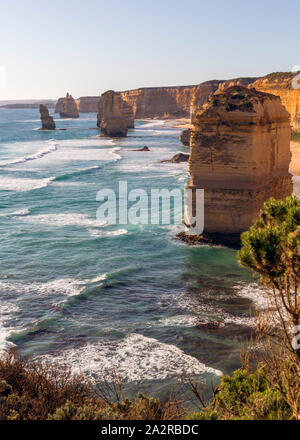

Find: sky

[1,0,300,100]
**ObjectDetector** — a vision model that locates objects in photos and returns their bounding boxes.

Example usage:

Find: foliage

[0,349,184,420]
[291,131,300,143]
[186,369,291,420]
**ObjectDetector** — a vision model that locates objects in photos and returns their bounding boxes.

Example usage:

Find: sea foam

[36,333,222,383]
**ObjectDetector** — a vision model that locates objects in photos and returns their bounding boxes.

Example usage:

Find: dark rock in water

[195,321,222,331]
[59,93,79,118]
[180,129,191,146]
[133,146,150,151]
[99,90,128,137]
[176,231,241,248]
[161,153,189,163]
[39,104,56,130]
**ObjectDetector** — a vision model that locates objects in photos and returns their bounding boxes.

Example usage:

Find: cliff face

[185,86,292,237]
[251,72,300,132]
[99,90,128,137]
[76,96,99,113]
[55,98,64,113]
[59,93,79,118]
[39,104,56,130]
[120,86,195,119]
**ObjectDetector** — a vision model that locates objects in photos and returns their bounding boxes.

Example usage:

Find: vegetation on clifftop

[292,131,300,143]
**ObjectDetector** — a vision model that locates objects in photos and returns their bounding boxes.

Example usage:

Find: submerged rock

[161,153,189,163]
[59,93,79,118]
[99,90,128,137]
[39,104,56,130]
[133,146,150,152]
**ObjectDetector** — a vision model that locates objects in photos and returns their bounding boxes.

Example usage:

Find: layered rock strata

[185,86,293,239]
[76,96,100,113]
[39,104,56,130]
[251,72,300,132]
[99,90,128,137]
[97,93,134,129]
[59,93,79,118]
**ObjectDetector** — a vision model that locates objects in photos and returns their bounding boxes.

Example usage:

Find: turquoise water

[0,108,257,400]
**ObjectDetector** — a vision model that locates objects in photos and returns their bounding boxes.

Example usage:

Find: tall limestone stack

[39,104,56,130]
[99,90,128,137]
[97,93,134,129]
[185,86,292,241]
[59,93,79,118]
[251,72,300,132]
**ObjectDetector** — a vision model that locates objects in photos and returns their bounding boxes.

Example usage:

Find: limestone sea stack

[39,104,56,130]
[185,86,292,242]
[99,91,128,137]
[97,93,134,129]
[59,93,79,118]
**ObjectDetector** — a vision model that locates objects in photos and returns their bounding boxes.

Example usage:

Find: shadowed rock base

[176,231,241,248]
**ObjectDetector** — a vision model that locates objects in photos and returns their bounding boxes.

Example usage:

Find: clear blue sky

[1,0,300,99]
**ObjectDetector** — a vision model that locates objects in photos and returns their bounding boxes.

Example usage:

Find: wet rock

[161,153,189,163]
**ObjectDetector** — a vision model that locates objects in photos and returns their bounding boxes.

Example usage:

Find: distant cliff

[120,86,196,119]
[76,96,100,113]
[53,72,300,130]
[251,72,300,132]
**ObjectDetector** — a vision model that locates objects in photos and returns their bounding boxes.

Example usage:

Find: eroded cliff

[251,72,300,132]
[185,86,292,238]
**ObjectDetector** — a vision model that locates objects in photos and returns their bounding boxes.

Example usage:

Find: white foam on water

[88,228,127,238]
[11,208,30,216]
[0,176,55,192]
[0,303,19,352]
[37,334,222,382]
[18,213,106,228]
[0,140,58,167]
[136,120,165,129]
[234,282,270,310]
[162,290,254,328]
[0,274,107,299]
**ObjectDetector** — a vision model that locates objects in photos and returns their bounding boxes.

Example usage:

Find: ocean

[0,108,264,401]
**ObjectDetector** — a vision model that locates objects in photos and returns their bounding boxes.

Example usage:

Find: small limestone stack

[39,104,56,130]
[185,86,292,240]
[99,91,128,137]
[59,93,79,118]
